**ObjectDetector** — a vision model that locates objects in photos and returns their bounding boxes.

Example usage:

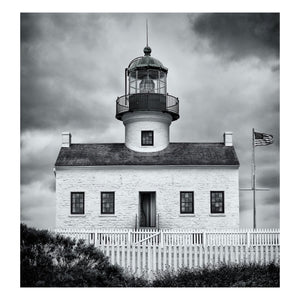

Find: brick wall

[56,166,239,229]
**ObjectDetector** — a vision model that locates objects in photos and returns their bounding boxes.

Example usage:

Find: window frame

[210,191,225,214]
[141,130,154,146]
[101,192,115,215]
[70,192,85,215]
[180,191,194,214]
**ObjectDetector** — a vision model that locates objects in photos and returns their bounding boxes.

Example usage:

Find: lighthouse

[55,33,239,230]
[116,44,179,152]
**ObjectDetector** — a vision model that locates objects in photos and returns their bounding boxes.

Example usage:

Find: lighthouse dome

[128,47,168,73]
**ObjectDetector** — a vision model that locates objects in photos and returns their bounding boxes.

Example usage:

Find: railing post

[160,230,164,247]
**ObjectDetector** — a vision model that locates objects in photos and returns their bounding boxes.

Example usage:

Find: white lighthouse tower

[116,44,179,152]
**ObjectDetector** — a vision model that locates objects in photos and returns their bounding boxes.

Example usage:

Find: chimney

[62,132,72,147]
[224,132,233,146]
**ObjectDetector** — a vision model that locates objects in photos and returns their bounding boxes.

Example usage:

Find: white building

[54,44,240,230]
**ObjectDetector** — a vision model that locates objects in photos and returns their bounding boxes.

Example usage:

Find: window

[71,192,84,214]
[210,191,225,214]
[141,131,154,146]
[180,192,194,214]
[101,192,115,214]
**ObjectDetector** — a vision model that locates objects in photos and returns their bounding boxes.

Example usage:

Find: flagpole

[252,128,256,229]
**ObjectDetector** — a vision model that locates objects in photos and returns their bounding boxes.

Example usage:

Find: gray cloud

[21,13,123,132]
[190,13,279,61]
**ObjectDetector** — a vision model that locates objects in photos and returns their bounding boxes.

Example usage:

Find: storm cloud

[191,13,279,61]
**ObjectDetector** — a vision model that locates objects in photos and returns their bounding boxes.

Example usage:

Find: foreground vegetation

[21,224,279,287]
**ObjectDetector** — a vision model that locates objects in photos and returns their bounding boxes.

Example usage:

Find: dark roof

[128,47,168,72]
[128,55,167,72]
[55,143,239,167]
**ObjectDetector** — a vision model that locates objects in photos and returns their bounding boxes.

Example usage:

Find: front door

[139,192,156,227]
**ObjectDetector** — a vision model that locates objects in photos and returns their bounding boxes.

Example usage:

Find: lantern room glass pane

[129,71,138,94]
[128,69,167,95]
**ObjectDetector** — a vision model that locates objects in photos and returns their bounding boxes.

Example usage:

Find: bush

[152,263,280,287]
[20,224,147,287]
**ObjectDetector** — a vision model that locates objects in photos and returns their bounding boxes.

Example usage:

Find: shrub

[152,263,280,287]
[20,224,147,287]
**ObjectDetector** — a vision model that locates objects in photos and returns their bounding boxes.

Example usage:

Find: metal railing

[116,93,179,120]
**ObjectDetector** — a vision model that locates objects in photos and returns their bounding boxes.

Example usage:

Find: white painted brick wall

[122,111,172,152]
[56,166,239,229]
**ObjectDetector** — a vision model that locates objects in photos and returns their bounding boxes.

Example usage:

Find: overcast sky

[21,13,279,229]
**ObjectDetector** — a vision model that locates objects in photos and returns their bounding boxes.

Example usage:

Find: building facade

[54,44,240,229]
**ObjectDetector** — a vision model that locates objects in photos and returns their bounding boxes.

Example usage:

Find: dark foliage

[152,263,280,287]
[20,224,147,287]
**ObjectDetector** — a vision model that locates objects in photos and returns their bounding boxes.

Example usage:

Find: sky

[20,13,279,229]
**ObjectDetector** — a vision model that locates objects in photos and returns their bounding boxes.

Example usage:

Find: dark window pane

[180,192,194,214]
[141,131,154,146]
[71,192,84,214]
[211,191,224,214]
[101,192,115,214]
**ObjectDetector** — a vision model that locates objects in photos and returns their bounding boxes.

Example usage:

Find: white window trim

[209,214,226,217]
[68,214,86,217]
[99,214,117,217]
[179,214,195,217]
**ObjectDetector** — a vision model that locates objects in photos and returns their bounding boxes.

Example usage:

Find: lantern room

[116,46,179,121]
[127,46,167,95]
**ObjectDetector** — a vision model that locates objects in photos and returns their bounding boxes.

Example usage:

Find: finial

[146,19,148,47]
[144,19,151,56]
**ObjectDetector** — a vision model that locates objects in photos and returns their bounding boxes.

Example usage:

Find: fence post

[94,230,97,247]
[203,231,206,247]
[247,231,250,248]
[160,230,164,247]
[128,230,131,245]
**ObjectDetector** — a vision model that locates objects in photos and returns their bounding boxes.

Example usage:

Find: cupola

[115,30,179,152]
[116,46,179,121]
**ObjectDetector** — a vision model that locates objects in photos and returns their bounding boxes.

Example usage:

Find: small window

[210,191,225,214]
[71,192,84,214]
[180,192,194,214]
[141,131,154,146]
[101,192,115,214]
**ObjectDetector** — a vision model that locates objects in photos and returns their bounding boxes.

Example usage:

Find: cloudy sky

[21,13,279,229]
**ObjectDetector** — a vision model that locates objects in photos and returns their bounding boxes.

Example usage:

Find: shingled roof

[55,143,239,167]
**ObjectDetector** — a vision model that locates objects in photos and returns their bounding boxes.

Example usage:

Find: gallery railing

[116,93,179,120]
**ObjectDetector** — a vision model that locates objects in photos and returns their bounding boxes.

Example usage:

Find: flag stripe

[254,131,273,146]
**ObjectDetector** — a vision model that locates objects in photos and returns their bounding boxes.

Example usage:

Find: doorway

[139,192,156,227]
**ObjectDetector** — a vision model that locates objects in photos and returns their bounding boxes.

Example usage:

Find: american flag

[254,131,274,146]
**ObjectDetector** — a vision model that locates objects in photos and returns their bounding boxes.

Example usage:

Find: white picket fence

[53,228,280,246]
[98,243,280,279]
[52,228,280,279]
